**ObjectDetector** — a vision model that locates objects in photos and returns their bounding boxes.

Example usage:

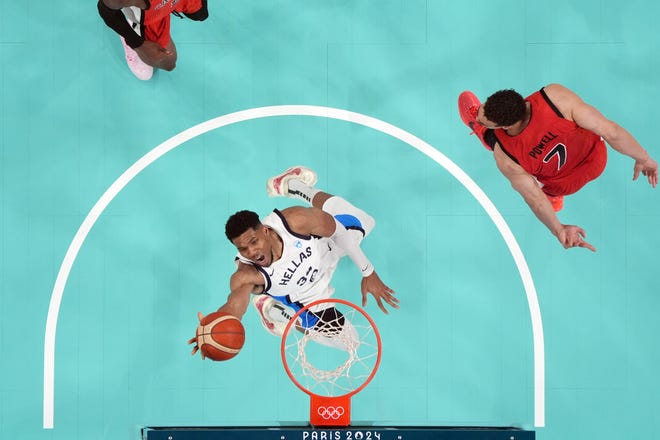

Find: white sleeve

[330,218,374,277]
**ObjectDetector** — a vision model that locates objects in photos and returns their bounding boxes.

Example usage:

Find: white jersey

[236,209,344,306]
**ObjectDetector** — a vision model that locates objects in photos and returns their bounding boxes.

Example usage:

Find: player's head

[225,210,261,241]
[225,210,275,266]
[479,89,526,128]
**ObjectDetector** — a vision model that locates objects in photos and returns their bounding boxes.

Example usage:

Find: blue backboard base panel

[142,426,535,440]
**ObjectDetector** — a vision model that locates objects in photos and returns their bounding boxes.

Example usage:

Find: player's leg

[140,16,178,71]
[251,293,357,351]
[266,165,319,202]
[118,6,154,80]
[267,166,374,236]
[159,38,178,71]
[267,166,375,276]
[251,294,296,337]
[321,195,375,238]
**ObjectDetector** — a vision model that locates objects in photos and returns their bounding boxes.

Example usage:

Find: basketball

[195,311,245,361]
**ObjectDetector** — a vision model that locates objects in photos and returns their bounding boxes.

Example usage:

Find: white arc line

[43,105,544,428]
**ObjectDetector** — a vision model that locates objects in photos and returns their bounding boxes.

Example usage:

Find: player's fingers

[386,299,400,309]
[385,291,400,306]
[375,296,389,315]
[187,337,196,345]
[190,345,199,355]
[361,290,368,308]
[578,240,596,252]
[197,311,204,322]
[633,167,640,181]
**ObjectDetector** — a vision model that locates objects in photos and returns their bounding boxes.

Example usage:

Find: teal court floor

[2,1,660,439]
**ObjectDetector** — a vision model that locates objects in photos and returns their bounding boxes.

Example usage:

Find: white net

[282,301,381,398]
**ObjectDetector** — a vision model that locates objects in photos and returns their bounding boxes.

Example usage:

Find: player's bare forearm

[219,280,257,319]
[604,124,651,162]
[497,151,563,238]
[521,189,562,237]
[215,292,250,320]
[603,126,658,187]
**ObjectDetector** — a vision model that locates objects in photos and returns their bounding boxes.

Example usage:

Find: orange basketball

[196,311,245,361]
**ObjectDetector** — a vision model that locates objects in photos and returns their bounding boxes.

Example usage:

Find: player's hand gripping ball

[193,311,245,361]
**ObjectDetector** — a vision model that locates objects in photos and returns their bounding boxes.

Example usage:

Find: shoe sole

[458,91,481,128]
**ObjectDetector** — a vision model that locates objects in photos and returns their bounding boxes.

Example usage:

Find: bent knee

[160,56,177,71]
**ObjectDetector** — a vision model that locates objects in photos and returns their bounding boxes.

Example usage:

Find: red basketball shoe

[458,91,491,151]
[546,195,564,212]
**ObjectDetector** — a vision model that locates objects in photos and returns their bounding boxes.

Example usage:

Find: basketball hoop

[280,298,382,427]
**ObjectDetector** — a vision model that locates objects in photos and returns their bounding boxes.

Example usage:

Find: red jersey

[143,0,197,25]
[493,88,607,196]
[143,0,204,47]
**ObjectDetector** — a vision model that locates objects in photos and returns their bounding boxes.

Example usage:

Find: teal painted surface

[1,1,659,439]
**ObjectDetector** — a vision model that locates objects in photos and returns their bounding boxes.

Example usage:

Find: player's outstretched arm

[188,265,263,357]
[494,145,596,252]
[284,206,398,310]
[547,84,658,188]
[203,265,263,322]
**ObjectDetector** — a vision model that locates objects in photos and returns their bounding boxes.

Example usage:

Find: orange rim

[280,298,382,399]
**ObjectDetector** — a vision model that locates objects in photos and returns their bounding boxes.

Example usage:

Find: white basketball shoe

[266,166,317,197]
[252,295,296,337]
[119,37,153,81]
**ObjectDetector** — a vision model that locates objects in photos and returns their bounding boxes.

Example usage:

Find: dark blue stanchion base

[142,425,535,440]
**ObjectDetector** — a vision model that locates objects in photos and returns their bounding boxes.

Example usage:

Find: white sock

[121,7,139,29]
[287,179,320,205]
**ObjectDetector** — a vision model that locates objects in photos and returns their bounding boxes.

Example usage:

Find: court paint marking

[43,105,545,428]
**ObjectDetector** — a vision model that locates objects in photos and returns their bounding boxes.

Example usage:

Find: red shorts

[143,0,204,48]
[540,139,608,196]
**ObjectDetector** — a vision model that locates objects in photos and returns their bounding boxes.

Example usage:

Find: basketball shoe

[546,194,564,212]
[458,91,492,151]
[120,37,153,81]
[252,295,295,337]
[266,166,318,197]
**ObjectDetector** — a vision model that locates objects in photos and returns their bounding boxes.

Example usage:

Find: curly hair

[483,89,526,127]
[225,210,262,241]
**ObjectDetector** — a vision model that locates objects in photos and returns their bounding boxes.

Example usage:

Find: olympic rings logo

[317,405,345,420]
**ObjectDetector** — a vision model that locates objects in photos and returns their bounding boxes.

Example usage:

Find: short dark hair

[225,210,261,241]
[483,89,526,126]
